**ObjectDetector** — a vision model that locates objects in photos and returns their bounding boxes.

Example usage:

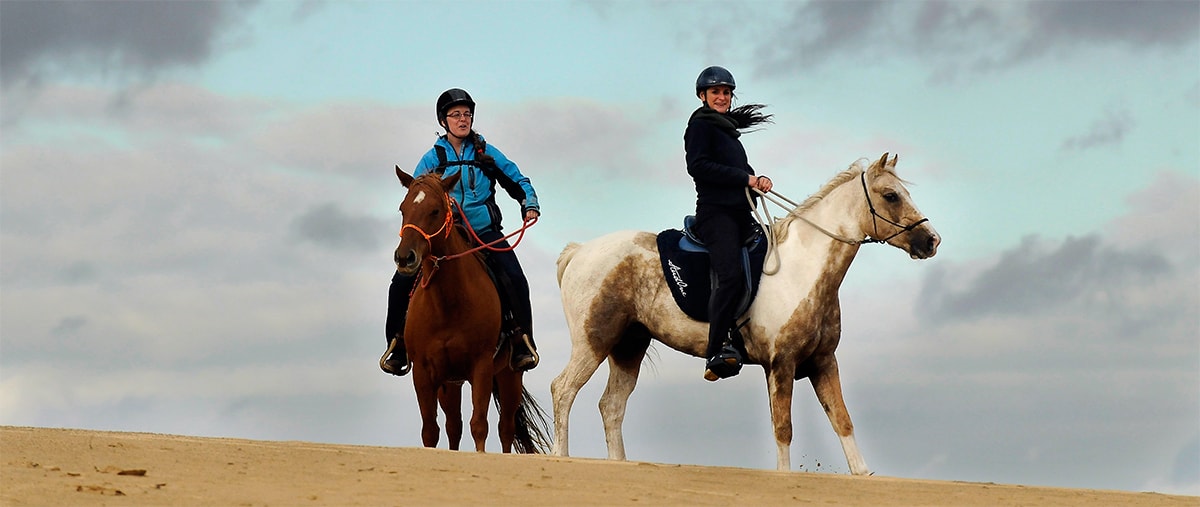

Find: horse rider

[381,88,541,376]
[684,66,774,381]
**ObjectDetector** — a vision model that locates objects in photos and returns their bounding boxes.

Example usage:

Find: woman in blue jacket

[380,88,541,376]
[685,66,773,381]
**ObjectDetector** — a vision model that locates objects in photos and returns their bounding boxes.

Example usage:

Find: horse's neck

[801,178,867,241]
[775,178,866,280]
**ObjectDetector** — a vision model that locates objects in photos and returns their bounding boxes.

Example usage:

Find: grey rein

[747,171,930,275]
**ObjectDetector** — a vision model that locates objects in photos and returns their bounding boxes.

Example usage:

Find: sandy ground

[2,426,1196,507]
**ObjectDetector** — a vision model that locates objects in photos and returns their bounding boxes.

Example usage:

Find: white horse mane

[773,158,870,243]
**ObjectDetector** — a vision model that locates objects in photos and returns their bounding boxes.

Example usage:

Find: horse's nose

[909,229,940,259]
[395,249,420,272]
[923,232,940,258]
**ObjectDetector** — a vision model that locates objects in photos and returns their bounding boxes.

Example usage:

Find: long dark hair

[728,104,773,131]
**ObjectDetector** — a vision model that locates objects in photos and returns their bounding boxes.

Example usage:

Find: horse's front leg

[810,353,870,475]
[412,374,441,448]
[437,382,463,451]
[765,363,796,471]
[468,364,493,452]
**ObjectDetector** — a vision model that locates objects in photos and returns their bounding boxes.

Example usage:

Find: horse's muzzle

[395,248,421,275]
[907,227,940,259]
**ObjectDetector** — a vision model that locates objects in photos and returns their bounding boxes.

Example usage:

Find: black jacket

[684,108,755,211]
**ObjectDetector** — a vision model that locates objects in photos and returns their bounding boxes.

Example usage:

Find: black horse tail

[492,384,553,454]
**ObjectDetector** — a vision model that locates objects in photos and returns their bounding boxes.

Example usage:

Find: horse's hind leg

[809,353,870,475]
[438,383,464,451]
[550,339,609,456]
[599,323,651,461]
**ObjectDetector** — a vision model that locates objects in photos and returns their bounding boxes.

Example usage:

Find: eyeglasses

[446,111,473,120]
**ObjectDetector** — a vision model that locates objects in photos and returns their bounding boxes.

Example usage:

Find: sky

[1,0,1197,496]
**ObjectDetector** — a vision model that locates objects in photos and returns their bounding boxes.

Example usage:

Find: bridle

[856,171,929,244]
[397,181,537,285]
[749,170,929,274]
[399,186,455,247]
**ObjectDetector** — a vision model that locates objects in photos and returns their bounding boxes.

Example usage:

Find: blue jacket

[413,134,539,235]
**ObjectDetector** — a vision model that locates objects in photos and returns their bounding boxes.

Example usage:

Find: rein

[440,197,538,261]
[747,171,929,274]
[397,185,537,285]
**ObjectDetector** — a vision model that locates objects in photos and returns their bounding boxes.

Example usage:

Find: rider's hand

[524,209,540,221]
[751,175,773,193]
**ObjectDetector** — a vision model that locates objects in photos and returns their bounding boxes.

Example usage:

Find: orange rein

[397,191,536,287]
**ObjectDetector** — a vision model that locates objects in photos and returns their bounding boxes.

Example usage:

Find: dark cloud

[751,1,1199,80]
[50,316,87,338]
[917,234,1172,324]
[1061,108,1134,151]
[0,0,257,84]
[290,202,389,252]
[1025,0,1200,49]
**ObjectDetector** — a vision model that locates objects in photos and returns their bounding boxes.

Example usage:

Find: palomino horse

[394,167,550,453]
[550,153,939,474]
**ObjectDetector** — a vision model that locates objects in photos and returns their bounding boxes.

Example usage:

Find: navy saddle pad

[655,217,768,322]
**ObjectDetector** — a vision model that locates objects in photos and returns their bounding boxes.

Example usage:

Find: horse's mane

[773,158,871,243]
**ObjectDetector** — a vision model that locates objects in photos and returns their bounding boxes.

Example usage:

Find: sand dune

[2,426,1194,507]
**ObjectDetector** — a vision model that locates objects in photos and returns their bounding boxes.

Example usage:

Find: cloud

[0,1,257,85]
[1061,108,1134,151]
[290,202,390,252]
[916,233,1171,324]
[745,1,1199,81]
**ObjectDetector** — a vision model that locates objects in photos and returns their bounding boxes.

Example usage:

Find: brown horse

[393,166,549,453]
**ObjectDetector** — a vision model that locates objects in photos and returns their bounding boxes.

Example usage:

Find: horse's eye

[883,192,899,203]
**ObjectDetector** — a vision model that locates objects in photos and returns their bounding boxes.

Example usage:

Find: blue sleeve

[413,149,438,177]
[486,145,539,213]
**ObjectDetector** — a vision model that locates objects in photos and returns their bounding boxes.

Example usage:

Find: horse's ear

[396,165,414,188]
[887,153,898,169]
[440,170,462,191]
[877,152,889,168]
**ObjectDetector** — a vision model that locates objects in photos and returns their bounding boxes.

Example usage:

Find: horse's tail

[492,384,553,454]
[556,242,581,286]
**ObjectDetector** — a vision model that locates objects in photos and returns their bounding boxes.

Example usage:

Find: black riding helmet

[436,88,475,124]
[695,66,736,95]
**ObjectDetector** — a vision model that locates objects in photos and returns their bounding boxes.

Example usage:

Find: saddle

[656,216,768,322]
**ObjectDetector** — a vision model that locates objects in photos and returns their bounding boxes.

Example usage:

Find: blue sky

[2,0,1198,496]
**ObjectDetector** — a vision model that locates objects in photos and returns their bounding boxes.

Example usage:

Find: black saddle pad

[656,228,768,322]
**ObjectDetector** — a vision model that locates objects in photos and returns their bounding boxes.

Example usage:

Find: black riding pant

[384,229,533,346]
[693,204,755,358]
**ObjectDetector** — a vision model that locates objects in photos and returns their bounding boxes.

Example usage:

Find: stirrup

[703,343,743,382]
[510,333,539,371]
[379,337,411,376]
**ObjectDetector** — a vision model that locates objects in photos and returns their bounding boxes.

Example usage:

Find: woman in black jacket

[684,66,773,381]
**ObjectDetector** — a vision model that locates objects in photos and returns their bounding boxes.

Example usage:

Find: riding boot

[703,330,744,382]
[380,280,413,376]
